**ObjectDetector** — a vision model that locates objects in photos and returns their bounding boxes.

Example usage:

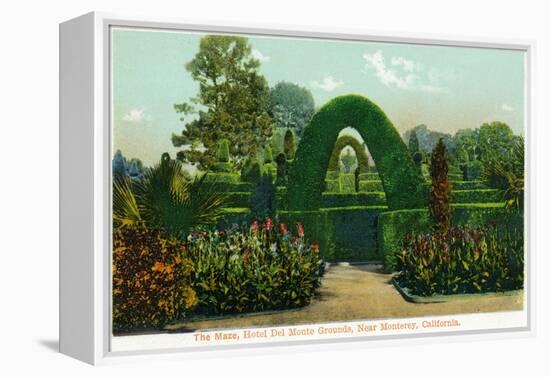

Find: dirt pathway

[167,264,523,332]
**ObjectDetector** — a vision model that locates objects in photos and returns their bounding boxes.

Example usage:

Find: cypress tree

[429,138,452,232]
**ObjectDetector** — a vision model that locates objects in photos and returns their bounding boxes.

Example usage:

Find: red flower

[297,223,304,238]
[250,220,259,232]
[243,248,250,264]
[280,223,288,234]
[311,242,320,253]
[265,217,273,231]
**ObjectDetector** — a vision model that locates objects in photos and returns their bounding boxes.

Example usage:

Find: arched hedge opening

[287,95,427,211]
[327,135,370,173]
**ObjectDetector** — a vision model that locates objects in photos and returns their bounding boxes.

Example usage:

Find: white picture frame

[59,11,535,365]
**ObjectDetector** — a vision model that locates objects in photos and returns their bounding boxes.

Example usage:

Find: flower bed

[395,224,523,296]
[185,219,324,316]
[112,226,198,333]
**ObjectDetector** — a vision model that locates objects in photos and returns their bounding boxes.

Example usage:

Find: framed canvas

[59,12,534,365]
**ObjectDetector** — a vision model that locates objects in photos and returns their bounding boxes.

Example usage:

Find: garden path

[167,264,523,332]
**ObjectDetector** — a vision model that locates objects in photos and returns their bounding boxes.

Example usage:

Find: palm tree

[113,153,227,238]
[481,136,524,211]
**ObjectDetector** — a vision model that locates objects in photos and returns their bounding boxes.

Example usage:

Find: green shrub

[216,139,230,163]
[359,172,379,180]
[461,161,482,180]
[225,192,251,207]
[396,225,524,296]
[358,180,384,192]
[339,173,356,193]
[321,192,387,207]
[186,220,323,315]
[325,179,341,193]
[241,158,262,183]
[287,95,427,211]
[112,226,197,333]
[453,180,486,190]
[203,172,241,184]
[211,162,233,172]
[452,189,502,204]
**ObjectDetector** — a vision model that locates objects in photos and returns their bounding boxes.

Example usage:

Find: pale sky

[112,27,525,167]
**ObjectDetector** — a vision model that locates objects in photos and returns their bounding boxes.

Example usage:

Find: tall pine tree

[172,35,273,170]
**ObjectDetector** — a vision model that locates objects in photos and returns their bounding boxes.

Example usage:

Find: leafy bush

[395,225,524,296]
[112,226,197,332]
[287,95,427,211]
[185,219,324,315]
[461,160,482,180]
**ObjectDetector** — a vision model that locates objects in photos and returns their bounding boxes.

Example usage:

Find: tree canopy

[172,35,273,170]
[270,81,315,137]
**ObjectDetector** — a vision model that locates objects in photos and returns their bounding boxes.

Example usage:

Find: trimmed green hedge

[203,172,240,184]
[219,207,251,227]
[453,180,486,190]
[322,192,387,207]
[279,206,387,262]
[451,189,503,204]
[359,172,380,180]
[358,180,384,192]
[208,182,252,193]
[225,192,252,207]
[339,173,356,193]
[325,179,341,193]
[327,135,369,172]
[378,204,524,272]
[287,95,427,211]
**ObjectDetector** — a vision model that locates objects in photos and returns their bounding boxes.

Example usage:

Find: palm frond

[113,177,142,228]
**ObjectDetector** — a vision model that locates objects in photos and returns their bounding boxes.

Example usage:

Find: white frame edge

[59,11,536,365]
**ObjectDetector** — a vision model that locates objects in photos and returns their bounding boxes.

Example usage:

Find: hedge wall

[279,206,387,262]
[287,95,427,211]
[225,192,252,207]
[203,172,241,184]
[358,180,384,192]
[327,135,370,172]
[453,180,486,190]
[322,192,387,207]
[451,189,503,204]
[378,204,523,272]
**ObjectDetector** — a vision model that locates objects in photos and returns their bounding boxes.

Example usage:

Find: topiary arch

[327,135,369,172]
[287,95,427,211]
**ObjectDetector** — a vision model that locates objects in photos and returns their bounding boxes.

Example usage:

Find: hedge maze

[208,94,521,268]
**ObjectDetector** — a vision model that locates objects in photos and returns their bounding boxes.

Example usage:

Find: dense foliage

[287,95,427,211]
[396,225,524,296]
[185,219,324,315]
[270,81,315,137]
[112,226,197,332]
[172,35,273,170]
[429,139,452,232]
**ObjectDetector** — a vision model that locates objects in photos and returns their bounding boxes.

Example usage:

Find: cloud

[501,103,514,112]
[363,50,446,93]
[310,75,344,92]
[251,49,270,63]
[122,108,147,123]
